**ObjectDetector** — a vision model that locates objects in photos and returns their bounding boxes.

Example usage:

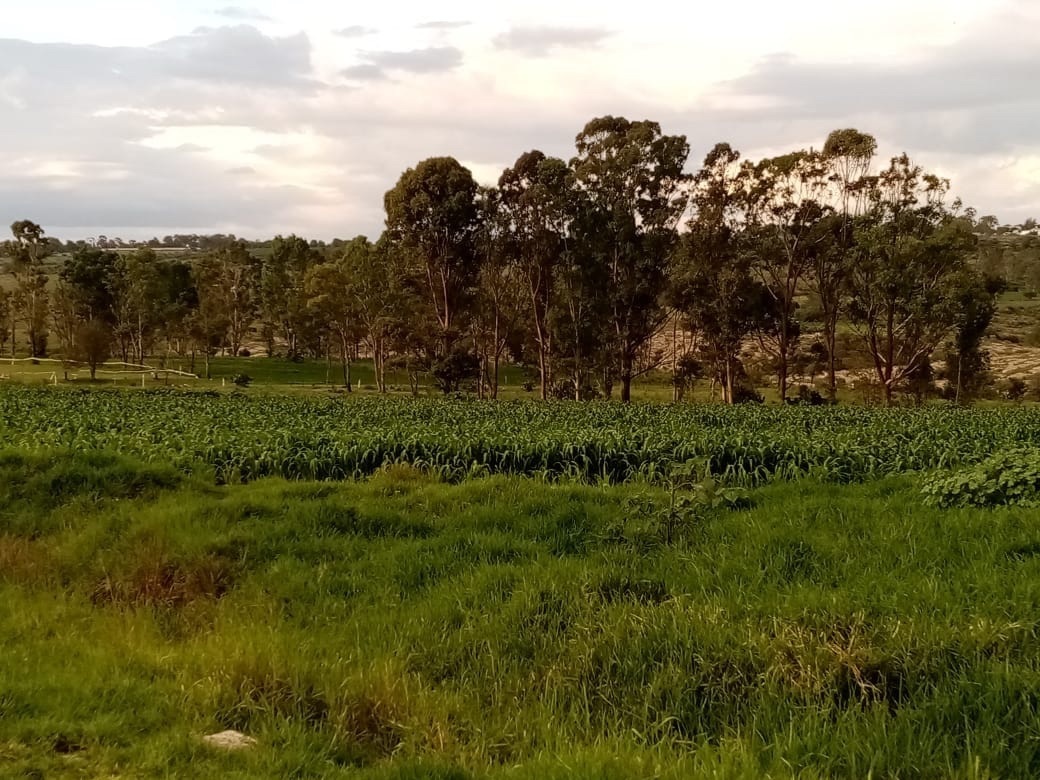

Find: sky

[1,0,1037,241]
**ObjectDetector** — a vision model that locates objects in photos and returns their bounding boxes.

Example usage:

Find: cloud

[1,4,1037,239]
[416,21,471,30]
[334,25,377,38]
[340,63,386,81]
[493,25,611,56]
[0,26,315,94]
[364,46,463,73]
[703,5,1040,159]
[342,46,464,81]
[214,6,273,23]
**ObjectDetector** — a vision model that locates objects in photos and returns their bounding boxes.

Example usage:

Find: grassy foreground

[3,450,1040,778]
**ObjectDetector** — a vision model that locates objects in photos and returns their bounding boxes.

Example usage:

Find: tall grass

[2,450,1040,777]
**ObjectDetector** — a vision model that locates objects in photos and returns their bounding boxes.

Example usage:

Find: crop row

[3,387,1040,485]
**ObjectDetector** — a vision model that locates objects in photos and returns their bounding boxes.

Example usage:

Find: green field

[3,387,1040,484]
[3,388,1040,778]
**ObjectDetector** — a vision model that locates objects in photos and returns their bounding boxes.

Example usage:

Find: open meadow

[2,387,1040,778]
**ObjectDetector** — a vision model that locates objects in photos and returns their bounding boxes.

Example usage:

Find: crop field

[3,386,1040,486]
[3,388,1040,778]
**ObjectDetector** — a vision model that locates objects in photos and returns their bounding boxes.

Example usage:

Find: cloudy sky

[1,0,1037,240]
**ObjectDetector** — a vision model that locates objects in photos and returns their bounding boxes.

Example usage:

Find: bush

[786,385,826,406]
[1002,377,1028,401]
[231,373,252,388]
[922,449,1040,508]
[238,348,251,358]
[732,385,763,404]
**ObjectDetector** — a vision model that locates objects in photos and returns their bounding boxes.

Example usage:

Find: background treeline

[3,117,1040,403]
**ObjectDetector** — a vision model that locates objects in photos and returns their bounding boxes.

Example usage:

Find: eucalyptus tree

[4,220,51,356]
[201,240,261,357]
[816,128,877,399]
[304,239,365,389]
[261,235,321,358]
[0,289,10,356]
[384,157,481,359]
[570,116,690,401]
[355,237,414,393]
[111,247,162,363]
[496,150,572,398]
[667,144,770,404]
[472,187,526,399]
[849,155,978,403]
[945,269,1003,403]
[744,150,832,400]
[59,246,119,325]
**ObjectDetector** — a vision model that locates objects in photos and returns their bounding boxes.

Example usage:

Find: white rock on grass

[202,730,257,750]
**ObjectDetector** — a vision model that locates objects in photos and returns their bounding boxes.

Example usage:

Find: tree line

[2,116,1030,403]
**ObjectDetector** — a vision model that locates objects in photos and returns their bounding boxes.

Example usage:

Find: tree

[570,116,691,401]
[360,237,415,393]
[71,319,112,380]
[4,220,51,356]
[551,193,612,400]
[384,157,481,358]
[305,241,366,388]
[946,271,1004,403]
[59,246,119,325]
[261,235,320,358]
[50,281,80,360]
[667,144,771,404]
[109,248,163,364]
[497,151,573,399]
[154,259,199,366]
[189,260,231,379]
[744,150,831,400]
[815,129,877,400]
[201,241,260,357]
[470,187,527,399]
[848,155,978,403]
[0,289,9,356]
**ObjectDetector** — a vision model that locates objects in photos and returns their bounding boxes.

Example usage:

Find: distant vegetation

[2,119,1039,404]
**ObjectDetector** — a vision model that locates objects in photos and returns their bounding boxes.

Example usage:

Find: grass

[3,448,1040,777]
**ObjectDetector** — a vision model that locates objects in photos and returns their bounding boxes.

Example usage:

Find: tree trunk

[620,351,633,403]
[341,335,351,391]
[376,340,386,393]
[492,351,500,400]
[538,348,548,400]
[826,328,838,402]
[955,353,963,405]
[723,358,734,405]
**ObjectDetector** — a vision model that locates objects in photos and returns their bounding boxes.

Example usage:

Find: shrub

[1002,377,1027,401]
[787,385,826,406]
[232,373,252,388]
[733,385,763,404]
[922,449,1040,508]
